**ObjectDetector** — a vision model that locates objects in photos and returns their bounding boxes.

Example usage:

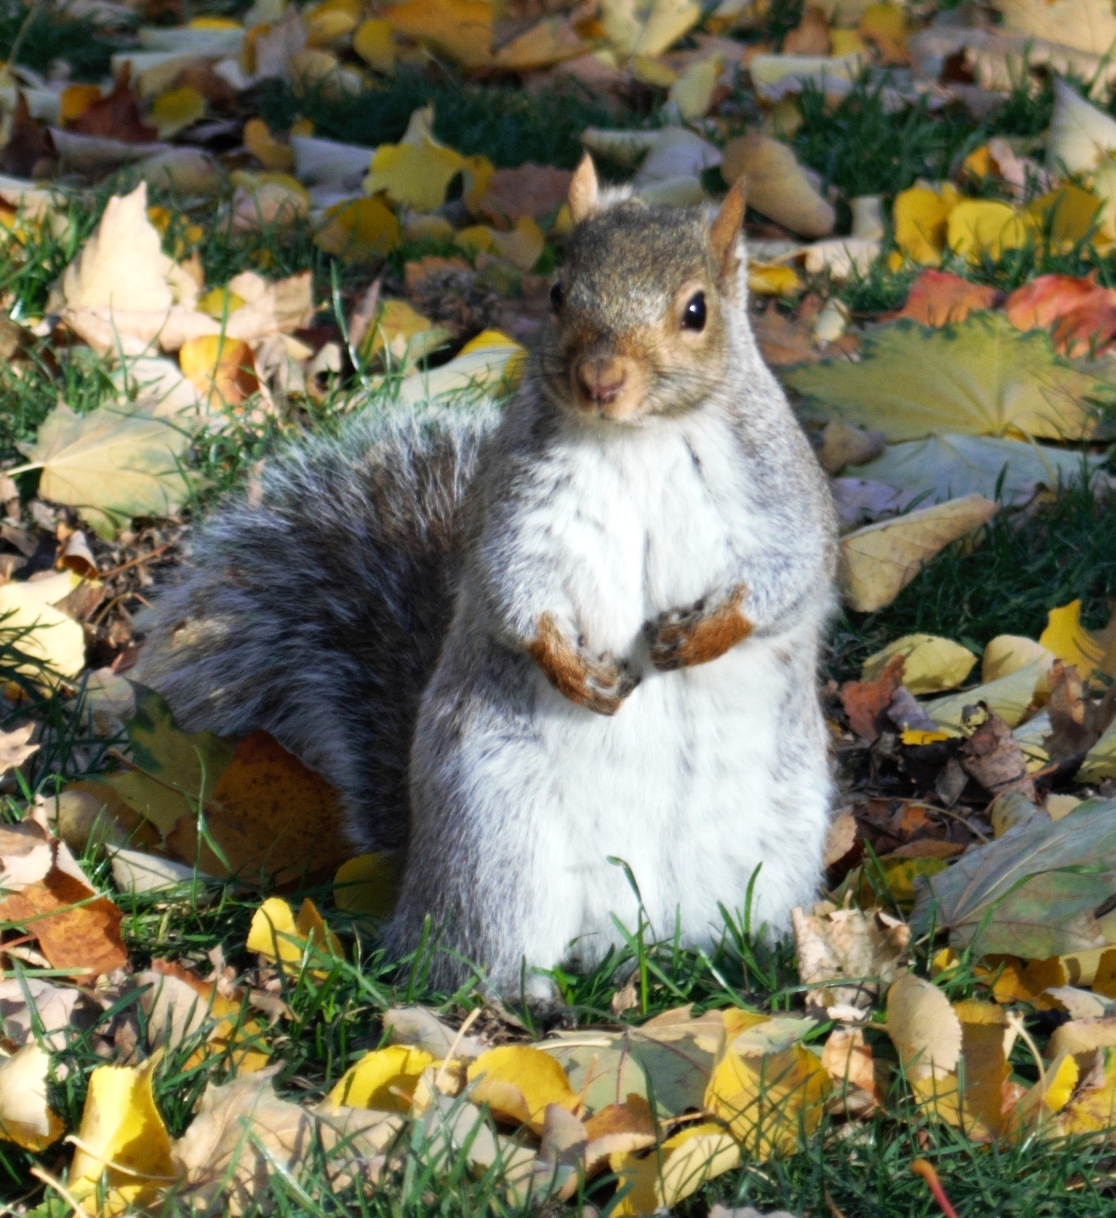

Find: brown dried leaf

[68,65,158,143]
[840,653,906,742]
[792,903,910,1017]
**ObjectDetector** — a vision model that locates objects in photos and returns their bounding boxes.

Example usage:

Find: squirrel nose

[576,357,627,405]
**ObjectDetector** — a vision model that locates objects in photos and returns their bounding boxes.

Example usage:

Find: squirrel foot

[527,613,639,715]
[646,585,753,671]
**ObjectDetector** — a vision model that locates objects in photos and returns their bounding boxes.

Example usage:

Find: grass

[256,72,631,169]
[0,0,123,81]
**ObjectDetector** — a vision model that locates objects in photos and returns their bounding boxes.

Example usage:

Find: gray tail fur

[135,404,496,852]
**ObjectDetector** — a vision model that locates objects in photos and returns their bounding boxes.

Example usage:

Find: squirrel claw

[646,586,752,671]
[528,614,639,715]
[583,656,640,714]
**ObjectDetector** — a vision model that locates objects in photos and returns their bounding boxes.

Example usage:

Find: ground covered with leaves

[6,0,1116,1215]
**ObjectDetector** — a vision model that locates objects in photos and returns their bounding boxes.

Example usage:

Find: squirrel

[138,157,838,1000]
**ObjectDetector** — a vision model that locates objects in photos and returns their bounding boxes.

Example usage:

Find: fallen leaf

[0,93,55,179]
[610,1122,740,1215]
[179,335,259,407]
[838,494,999,613]
[897,269,1000,327]
[784,313,1111,442]
[0,976,81,1050]
[721,130,835,238]
[384,1006,484,1061]
[1040,600,1106,679]
[0,1043,64,1151]
[1047,76,1116,173]
[840,653,906,741]
[480,163,572,226]
[70,1055,174,1214]
[467,1045,578,1133]
[148,85,206,139]
[246,896,342,979]
[365,133,493,213]
[68,64,158,143]
[912,799,1116,958]
[494,17,585,70]
[243,117,294,170]
[170,1068,315,1215]
[959,711,1034,797]
[382,0,492,68]
[704,1040,829,1158]
[982,634,1057,683]
[923,659,1045,730]
[353,17,396,71]
[886,974,961,1081]
[0,582,85,679]
[821,1027,880,1115]
[852,433,1098,507]
[334,852,400,917]
[793,903,909,1016]
[892,182,960,266]
[783,5,831,56]
[328,1045,434,1111]
[315,196,401,263]
[996,0,1116,55]
[860,0,908,63]
[862,634,976,695]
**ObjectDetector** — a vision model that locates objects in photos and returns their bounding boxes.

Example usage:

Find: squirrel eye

[682,291,706,332]
[549,281,564,311]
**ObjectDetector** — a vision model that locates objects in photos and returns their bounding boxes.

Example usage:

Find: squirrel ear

[709,176,747,278]
[568,154,600,224]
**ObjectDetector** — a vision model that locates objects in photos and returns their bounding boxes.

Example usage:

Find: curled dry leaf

[838,494,999,613]
[792,902,910,1017]
[721,131,835,238]
[0,975,81,1050]
[610,1122,740,1217]
[821,1027,880,1115]
[886,974,961,1081]
[862,634,976,696]
[0,1043,64,1151]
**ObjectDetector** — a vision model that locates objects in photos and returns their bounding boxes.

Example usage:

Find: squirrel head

[539,155,747,425]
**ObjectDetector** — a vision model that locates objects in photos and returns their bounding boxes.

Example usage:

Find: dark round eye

[682,291,706,332]
[549,281,563,311]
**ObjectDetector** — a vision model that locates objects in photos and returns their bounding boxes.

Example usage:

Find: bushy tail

[136,404,496,852]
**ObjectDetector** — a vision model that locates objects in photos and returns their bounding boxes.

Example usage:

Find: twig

[29,1165,81,1217]
[96,540,174,581]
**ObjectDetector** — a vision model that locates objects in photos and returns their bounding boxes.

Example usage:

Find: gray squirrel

[139,158,838,999]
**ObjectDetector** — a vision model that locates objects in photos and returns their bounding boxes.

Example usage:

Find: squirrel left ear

[709,176,747,280]
[568,154,600,224]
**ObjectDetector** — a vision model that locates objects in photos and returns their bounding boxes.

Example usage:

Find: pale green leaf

[853,434,1101,506]
[21,403,191,539]
[783,314,1113,442]
[910,799,1116,958]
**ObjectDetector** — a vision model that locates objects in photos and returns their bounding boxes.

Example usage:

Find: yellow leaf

[197,286,247,318]
[668,54,721,121]
[983,955,1068,1006]
[328,1045,434,1111]
[288,49,363,100]
[862,633,977,695]
[630,54,678,87]
[0,581,85,679]
[243,117,294,171]
[364,298,450,368]
[365,135,493,213]
[304,0,362,46]
[464,216,545,271]
[981,634,1056,683]
[947,199,1033,263]
[926,660,1043,732]
[829,28,866,56]
[383,0,493,68]
[859,2,907,63]
[148,85,206,139]
[69,1056,174,1215]
[1026,184,1103,252]
[1039,600,1105,680]
[901,728,951,745]
[60,83,102,124]
[493,16,585,70]
[334,852,400,917]
[703,1043,829,1158]
[892,182,960,265]
[748,263,802,296]
[353,18,396,71]
[466,1045,578,1134]
[610,1122,741,1216]
[179,335,258,407]
[839,494,998,613]
[633,0,702,57]
[0,1044,64,1151]
[1058,1045,1116,1135]
[316,196,401,263]
[247,896,342,979]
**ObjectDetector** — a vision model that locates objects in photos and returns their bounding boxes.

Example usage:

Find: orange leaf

[164,731,349,884]
[179,335,259,407]
[0,866,127,979]
[1050,297,1116,357]
[897,270,1000,327]
[1004,273,1104,331]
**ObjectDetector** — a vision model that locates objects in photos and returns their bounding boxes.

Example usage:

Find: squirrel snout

[575,356,628,406]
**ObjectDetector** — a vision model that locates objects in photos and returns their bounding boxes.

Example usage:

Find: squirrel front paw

[526,613,639,715]
[646,585,753,671]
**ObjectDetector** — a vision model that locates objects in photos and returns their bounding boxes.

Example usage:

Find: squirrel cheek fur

[140,158,837,1001]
